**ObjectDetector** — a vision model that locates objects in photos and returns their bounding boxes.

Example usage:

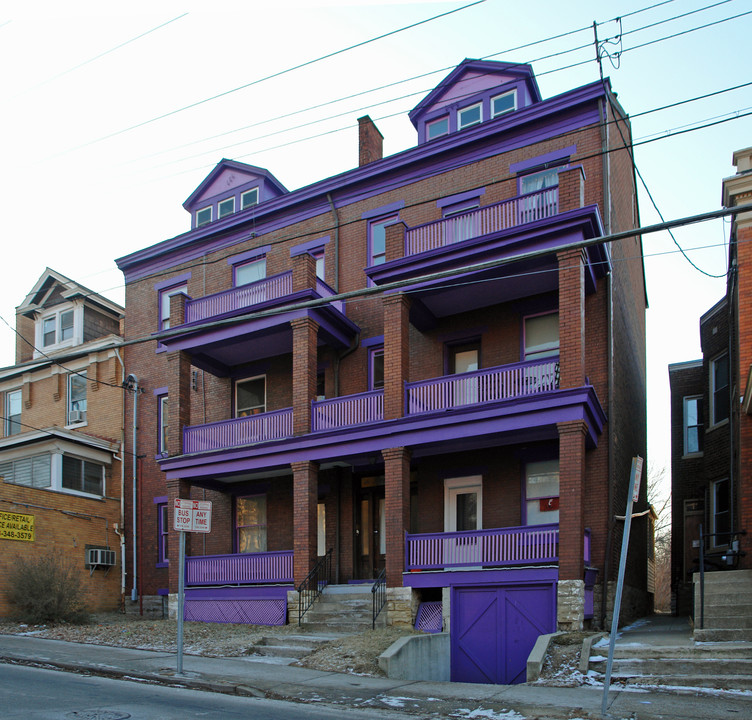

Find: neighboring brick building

[0,269,125,616]
[116,59,648,684]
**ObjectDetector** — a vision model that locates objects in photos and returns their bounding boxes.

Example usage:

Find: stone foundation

[442,587,451,633]
[557,579,585,630]
[592,582,650,630]
[386,587,416,628]
[124,594,166,618]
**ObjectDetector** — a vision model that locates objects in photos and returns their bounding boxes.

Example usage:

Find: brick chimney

[358,115,383,167]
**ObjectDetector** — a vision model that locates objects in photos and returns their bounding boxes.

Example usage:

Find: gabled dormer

[16,269,124,362]
[183,159,289,230]
[409,59,542,145]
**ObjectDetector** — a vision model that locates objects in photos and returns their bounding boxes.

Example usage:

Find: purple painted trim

[436,187,486,209]
[157,588,169,596]
[154,272,191,292]
[161,385,606,481]
[312,390,384,432]
[362,335,384,348]
[152,386,168,396]
[185,550,294,585]
[290,236,331,257]
[510,145,577,174]
[361,200,404,220]
[437,327,487,344]
[403,566,558,589]
[227,245,271,266]
[184,407,293,454]
[153,495,168,504]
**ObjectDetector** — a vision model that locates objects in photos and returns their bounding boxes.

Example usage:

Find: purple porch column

[383,446,411,587]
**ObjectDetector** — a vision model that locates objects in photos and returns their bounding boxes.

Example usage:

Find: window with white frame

[444,476,482,532]
[710,353,729,426]
[62,455,104,495]
[159,284,187,330]
[218,197,235,219]
[5,389,22,436]
[368,216,397,267]
[683,395,703,455]
[67,372,87,424]
[710,478,730,547]
[241,188,259,209]
[41,308,75,348]
[427,116,449,140]
[524,313,559,360]
[235,257,266,286]
[196,206,212,227]
[491,89,517,117]
[235,376,266,416]
[158,394,169,455]
[312,249,325,281]
[236,495,267,553]
[157,502,169,565]
[458,102,482,130]
[525,460,559,525]
[0,453,51,488]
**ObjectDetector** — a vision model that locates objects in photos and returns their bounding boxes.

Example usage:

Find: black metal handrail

[696,525,746,629]
[371,567,387,629]
[297,549,332,626]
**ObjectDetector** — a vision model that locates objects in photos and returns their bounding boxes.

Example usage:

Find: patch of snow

[589,654,607,661]
[451,708,526,720]
[377,696,417,708]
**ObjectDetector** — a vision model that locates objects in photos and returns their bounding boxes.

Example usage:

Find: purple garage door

[451,582,556,684]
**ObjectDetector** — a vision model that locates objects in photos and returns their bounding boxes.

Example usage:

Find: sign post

[173,499,212,675]
[601,456,643,716]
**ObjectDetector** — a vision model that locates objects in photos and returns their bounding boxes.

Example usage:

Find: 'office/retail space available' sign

[0,511,35,541]
[173,499,212,533]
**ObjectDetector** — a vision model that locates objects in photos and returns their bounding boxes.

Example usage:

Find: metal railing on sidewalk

[371,567,386,629]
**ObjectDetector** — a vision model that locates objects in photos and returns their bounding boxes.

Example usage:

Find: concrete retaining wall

[378,632,450,681]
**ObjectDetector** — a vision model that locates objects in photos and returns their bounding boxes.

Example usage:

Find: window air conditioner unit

[69,410,86,423]
[87,548,116,567]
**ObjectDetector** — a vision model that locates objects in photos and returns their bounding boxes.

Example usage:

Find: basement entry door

[451,582,556,684]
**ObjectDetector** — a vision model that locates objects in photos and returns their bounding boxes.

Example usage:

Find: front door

[356,478,385,579]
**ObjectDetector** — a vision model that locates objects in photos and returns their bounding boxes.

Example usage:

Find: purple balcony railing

[185,271,293,323]
[185,550,294,586]
[183,407,293,454]
[406,524,560,570]
[406,358,558,415]
[312,389,384,432]
[405,187,559,256]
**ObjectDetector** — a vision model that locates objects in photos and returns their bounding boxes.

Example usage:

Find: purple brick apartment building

[116,59,649,684]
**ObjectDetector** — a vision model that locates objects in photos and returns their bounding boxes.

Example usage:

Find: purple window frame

[234,494,268,554]
[444,338,481,376]
[369,346,384,391]
[521,459,560,526]
[158,283,188,331]
[367,215,398,268]
[155,496,169,567]
[522,310,559,361]
[156,390,168,456]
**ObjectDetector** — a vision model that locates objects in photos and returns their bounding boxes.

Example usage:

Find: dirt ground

[0,612,590,681]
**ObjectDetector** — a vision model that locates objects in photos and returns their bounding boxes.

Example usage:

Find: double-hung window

[235,257,266,286]
[62,455,104,495]
[157,502,169,565]
[683,395,703,455]
[41,309,75,348]
[491,89,517,117]
[196,206,212,227]
[159,284,188,331]
[67,372,87,424]
[5,389,22,436]
[710,478,730,547]
[368,216,397,267]
[235,376,266,416]
[158,394,169,455]
[458,102,482,130]
[369,347,384,391]
[241,188,259,209]
[710,353,729,426]
[524,313,559,360]
[218,197,235,219]
[525,460,559,525]
[427,116,449,140]
[236,495,267,553]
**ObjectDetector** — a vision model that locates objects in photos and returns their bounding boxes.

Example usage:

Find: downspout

[114,348,127,611]
[728,261,736,550]
[327,193,340,293]
[125,373,139,602]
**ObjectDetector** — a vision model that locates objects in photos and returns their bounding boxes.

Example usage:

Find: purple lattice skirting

[184,586,290,625]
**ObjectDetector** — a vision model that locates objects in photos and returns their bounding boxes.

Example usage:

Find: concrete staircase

[299,584,380,633]
[693,569,752,642]
[246,633,338,665]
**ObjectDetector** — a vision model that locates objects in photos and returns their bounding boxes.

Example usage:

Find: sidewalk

[0,616,749,720]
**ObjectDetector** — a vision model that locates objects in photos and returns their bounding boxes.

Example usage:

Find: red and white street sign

[174,499,212,533]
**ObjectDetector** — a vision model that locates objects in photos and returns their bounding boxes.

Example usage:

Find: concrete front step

[596,672,752,690]
[599,644,752,660]
[590,657,752,677]
[247,633,339,663]
[701,602,752,618]
[695,628,752,642]
[696,616,752,629]
[300,620,374,633]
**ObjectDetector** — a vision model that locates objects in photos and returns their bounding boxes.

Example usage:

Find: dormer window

[491,89,517,117]
[38,307,79,352]
[427,116,449,140]
[218,197,235,219]
[241,188,259,209]
[196,206,212,227]
[458,103,482,130]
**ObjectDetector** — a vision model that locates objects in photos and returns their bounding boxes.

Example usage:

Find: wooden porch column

[166,350,191,455]
[291,317,319,436]
[557,420,588,580]
[557,248,586,389]
[383,446,411,588]
[383,294,411,420]
[292,460,319,585]
[166,478,192,595]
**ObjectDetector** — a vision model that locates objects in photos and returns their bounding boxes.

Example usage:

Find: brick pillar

[292,251,317,293]
[166,478,192,594]
[736,222,752,569]
[385,222,407,263]
[166,351,191,455]
[557,165,585,213]
[557,248,586,389]
[383,294,411,420]
[169,291,187,327]
[558,420,588,580]
[358,115,383,167]
[292,460,319,585]
[383,446,411,588]
[291,317,319,435]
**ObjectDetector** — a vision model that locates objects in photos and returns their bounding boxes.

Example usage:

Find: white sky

[1,0,750,490]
